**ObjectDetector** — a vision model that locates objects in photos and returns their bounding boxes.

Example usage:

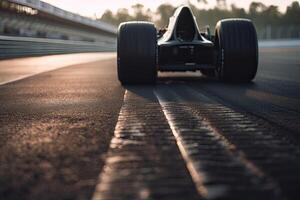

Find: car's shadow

[122,69,300,107]
[157,73,257,89]
[122,73,258,104]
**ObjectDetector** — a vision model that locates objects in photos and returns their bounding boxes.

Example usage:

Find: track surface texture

[0,47,300,200]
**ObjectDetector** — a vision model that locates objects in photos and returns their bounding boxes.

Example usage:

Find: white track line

[0,53,115,86]
[0,73,54,86]
[91,90,128,200]
[154,90,208,197]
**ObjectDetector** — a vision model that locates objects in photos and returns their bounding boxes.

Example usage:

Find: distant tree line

[99,1,300,39]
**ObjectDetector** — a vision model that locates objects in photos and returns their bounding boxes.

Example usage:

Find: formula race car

[117,5,258,84]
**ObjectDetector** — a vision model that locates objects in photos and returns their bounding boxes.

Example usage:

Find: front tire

[214,19,258,82]
[117,22,157,85]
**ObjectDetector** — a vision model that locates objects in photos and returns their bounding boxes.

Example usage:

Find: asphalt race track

[0,47,299,200]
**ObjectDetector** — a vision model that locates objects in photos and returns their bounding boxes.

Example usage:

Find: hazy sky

[43,0,298,18]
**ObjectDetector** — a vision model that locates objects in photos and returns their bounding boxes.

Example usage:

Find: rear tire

[214,19,258,82]
[117,22,157,84]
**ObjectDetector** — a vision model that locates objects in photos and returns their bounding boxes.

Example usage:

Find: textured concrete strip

[92,87,200,200]
[155,86,282,200]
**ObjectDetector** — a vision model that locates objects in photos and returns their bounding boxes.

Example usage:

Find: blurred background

[98,0,300,40]
[2,0,300,40]
[0,0,299,58]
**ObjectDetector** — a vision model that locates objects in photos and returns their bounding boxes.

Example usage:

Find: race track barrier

[0,35,116,59]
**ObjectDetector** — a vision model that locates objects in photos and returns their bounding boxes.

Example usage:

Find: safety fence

[0,35,116,59]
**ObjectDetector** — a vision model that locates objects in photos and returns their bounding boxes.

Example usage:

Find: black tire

[117,22,157,84]
[214,19,258,82]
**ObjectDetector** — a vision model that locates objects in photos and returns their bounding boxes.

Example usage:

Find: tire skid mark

[155,86,282,200]
[245,89,300,113]
[92,88,200,200]
[191,84,300,137]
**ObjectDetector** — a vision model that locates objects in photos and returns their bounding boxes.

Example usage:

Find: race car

[117,5,258,84]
